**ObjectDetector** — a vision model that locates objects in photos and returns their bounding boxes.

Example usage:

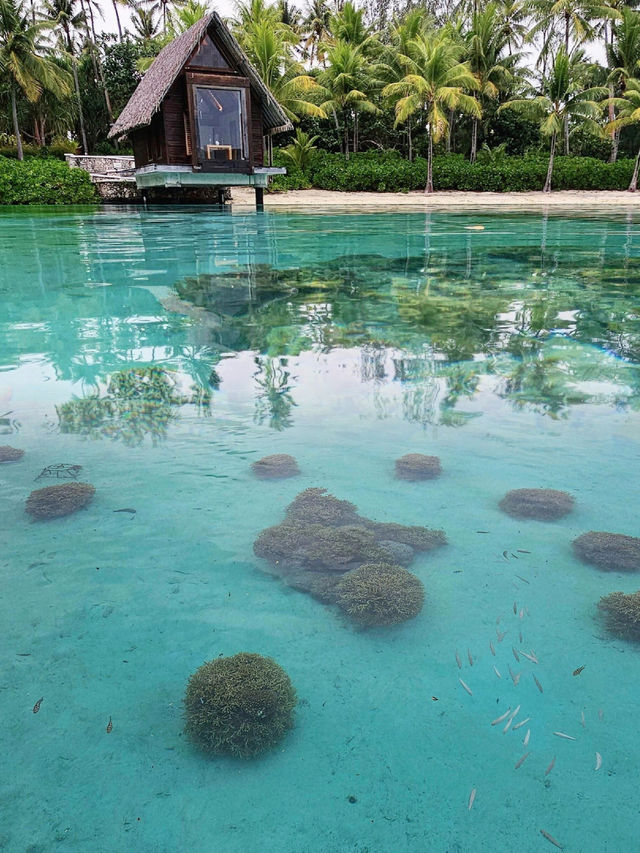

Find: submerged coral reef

[25,482,95,520]
[0,445,24,462]
[499,488,574,520]
[252,454,300,479]
[395,453,442,481]
[184,653,296,759]
[253,487,445,614]
[598,590,640,640]
[57,366,210,445]
[336,563,425,627]
[573,531,640,572]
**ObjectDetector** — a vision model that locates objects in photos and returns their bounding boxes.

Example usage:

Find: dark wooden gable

[151,26,264,170]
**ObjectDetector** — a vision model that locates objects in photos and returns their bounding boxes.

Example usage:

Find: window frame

[187,73,252,172]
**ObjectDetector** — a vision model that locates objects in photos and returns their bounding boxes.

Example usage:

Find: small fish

[553,731,576,741]
[455,650,462,670]
[545,756,556,776]
[496,629,507,642]
[519,631,523,644]
[503,717,514,734]
[508,704,521,721]
[106,716,113,734]
[491,708,512,726]
[508,666,521,686]
[489,641,496,656]
[32,697,43,714]
[516,550,531,555]
[514,752,531,769]
[513,717,530,730]
[598,708,604,721]
[523,729,530,747]
[503,550,509,560]
[515,573,529,582]
[510,553,519,559]
[512,646,520,662]
[431,696,439,701]
[540,829,564,849]
[468,788,477,811]
[581,710,586,728]
[595,752,602,771]
[459,678,473,696]
[532,674,544,693]
[476,530,490,534]
[513,601,518,614]
[493,665,502,679]
[113,508,136,514]
[467,648,474,666]
[572,665,586,676]
[518,608,524,620]
[520,650,538,664]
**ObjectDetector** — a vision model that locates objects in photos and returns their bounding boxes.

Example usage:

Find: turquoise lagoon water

[1,206,640,853]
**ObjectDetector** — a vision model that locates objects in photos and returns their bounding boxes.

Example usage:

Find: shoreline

[231,186,640,211]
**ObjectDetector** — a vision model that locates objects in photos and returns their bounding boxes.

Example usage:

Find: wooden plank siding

[162,79,190,165]
[250,97,264,168]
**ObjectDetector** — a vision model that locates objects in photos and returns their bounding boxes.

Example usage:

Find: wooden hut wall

[162,79,191,165]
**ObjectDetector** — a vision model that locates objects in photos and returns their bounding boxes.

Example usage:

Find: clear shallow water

[1,206,640,852]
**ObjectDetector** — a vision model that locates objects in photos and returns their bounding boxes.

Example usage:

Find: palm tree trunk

[544,131,556,193]
[425,127,434,194]
[408,121,412,163]
[112,0,123,40]
[446,109,455,153]
[610,129,620,164]
[72,59,89,154]
[564,12,570,52]
[11,88,24,162]
[564,115,569,155]
[471,117,478,163]
[629,145,640,192]
[344,113,349,160]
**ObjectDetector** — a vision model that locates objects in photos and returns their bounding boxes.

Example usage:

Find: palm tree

[302,0,331,65]
[131,5,160,41]
[606,7,640,159]
[169,0,208,33]
[44,0,89,152]
[0,0,71,159]
[500,49,606,191]
[605,77,640,189]
[318,39,378,158]
[466,2,519,162]
[529,0,597,55]
[382,32,480,193]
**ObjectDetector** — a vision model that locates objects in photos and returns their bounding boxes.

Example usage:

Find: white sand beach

[231,186,640,210]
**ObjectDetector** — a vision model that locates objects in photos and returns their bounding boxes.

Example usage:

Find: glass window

[194,86,248,164]
[188,35,230,69]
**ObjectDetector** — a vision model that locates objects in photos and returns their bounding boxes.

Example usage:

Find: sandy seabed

[231,186,640,211]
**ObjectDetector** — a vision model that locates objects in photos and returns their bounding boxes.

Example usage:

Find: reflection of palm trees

[253,356,297,430]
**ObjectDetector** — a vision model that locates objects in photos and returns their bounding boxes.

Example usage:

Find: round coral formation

[286,487,359,525]
[336,563,425,627]
[395,454,442,481]
[25,482,95,520]
[184,653,296,759]
[499,488,574,520]
[251,454,300,479]
[0,445,24,462]
[599,590,640,640]
[573,531,640,572]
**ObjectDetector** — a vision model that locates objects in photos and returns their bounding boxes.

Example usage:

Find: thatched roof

[108,12,292,139]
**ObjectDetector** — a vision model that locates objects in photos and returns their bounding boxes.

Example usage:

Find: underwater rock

[285,570,343,604]
[376,540,414,566]
[499,488,574,521]
[286,487,360,526]
[395,454,442,481]
[336,563,425,627]
[598,590,640,640]
[0,445,24,462]
[184,653,296,759]
[253,520,395,573]
[252,454,300,480]
[573,531,640,572]
[25,482,95,520]
[365,521,447,551]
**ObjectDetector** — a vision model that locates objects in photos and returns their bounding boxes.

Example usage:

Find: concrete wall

[65,154,135,177]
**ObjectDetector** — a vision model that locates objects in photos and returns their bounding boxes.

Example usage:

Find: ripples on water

[1,207,640,852]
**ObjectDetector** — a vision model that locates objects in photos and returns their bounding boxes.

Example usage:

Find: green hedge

[0,157,99,205]
[0,139,79,160]
[293,150,637,193]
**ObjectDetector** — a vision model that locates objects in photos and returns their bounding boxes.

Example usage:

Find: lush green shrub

[268,149,311,192]
[300,151,637,192]
[0,157,98,205]
[0,138,78,160]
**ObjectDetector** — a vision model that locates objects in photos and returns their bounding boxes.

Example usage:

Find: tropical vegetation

[2,0,640,193]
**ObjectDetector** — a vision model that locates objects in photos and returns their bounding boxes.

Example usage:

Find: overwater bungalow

[108,11,292,206]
